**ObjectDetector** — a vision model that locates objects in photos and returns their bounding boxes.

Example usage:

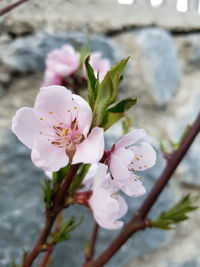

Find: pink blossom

[12,86,104,172]
[108,130,156,197]
[83,52,111,82]
[43,45,80,86]
[88,164,128,230]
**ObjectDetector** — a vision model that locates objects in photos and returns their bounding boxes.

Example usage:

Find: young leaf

[53,164,71,186]
[85,56,99,109]
[51,216,83,244]
[69,164,91,195]
[100,112,123,131]
[92,57,130,128]
[107,98,137,113]
[150,194,199,230]
[41,179,53,208]
[122,116,132,134]
[10,257,18,267]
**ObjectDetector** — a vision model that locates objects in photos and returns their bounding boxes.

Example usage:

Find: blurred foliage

[150,194,199,230]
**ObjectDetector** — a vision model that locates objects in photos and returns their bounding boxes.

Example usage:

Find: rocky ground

[0,1,200,267]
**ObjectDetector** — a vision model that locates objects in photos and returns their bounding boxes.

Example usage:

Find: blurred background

[0,0,200,266]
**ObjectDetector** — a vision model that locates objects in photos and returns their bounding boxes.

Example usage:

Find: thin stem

[22,164,80,267]
[85,222,99,262]
[84,112,200,267]
[0,0,29,16]
[39,212,63,267]
[39,246,53,267]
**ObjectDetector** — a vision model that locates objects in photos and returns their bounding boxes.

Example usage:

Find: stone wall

[0,1,200,267]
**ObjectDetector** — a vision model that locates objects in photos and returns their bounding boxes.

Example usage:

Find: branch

[84,112,200,267]
[85,222,99,262]
[0,0,30,16]
[22,164,80,267]
[39,212,63,267]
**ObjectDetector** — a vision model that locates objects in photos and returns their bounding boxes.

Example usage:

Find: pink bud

[43,45,80,86]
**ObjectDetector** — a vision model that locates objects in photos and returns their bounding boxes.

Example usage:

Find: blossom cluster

[43,45,111,87]
[12,85,156,230]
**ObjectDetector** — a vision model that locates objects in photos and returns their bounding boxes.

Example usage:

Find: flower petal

[82,163,99,188]
[72,94,92,135]
[118,175,146,197]
[43,69,62,86]
[115,129,146,149]
[34,86,75,126]
[72,127,104,164]
[46,45,80,76]
[129,142,156,171]
[12,107,39,149]
[110,147,134,181]
[89,188,127,230]
[31,138,69,171]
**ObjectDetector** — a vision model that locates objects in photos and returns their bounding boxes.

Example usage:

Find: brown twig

[0,0,29,16]
[85,222,99,262]
[84,112,200,267]
[39,246,53,267]
[22,164,80,267]
[39,212,63,267]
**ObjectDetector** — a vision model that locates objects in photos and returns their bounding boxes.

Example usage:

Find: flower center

[51,119,84,150]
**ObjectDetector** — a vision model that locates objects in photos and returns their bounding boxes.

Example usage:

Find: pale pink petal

[118,175,146,197]
[12,107,39,149]
[72,94,92,135]
[109,148,134,181]
[72,127,104,164]
[34,86,75,125]
[43,69,62,86]
[92,163,108,190]
[46,45,80,76]
[31,138,69,171]
[115,129,146,149]
[129,142,156,171]
[82,163,99,188]
[45,171,52,179]
[89,188,127,230]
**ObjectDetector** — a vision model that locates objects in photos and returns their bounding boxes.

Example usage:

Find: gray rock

[136,28,181,106]
[0,32,120,72]
[165,258,199,267]
[177,34,200,73]
[0,127,175,267]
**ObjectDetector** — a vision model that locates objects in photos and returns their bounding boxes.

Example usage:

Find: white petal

[12,107,39,149]
[31,138,69,171]
[118,175,146,197]
[72,127,104,164]
[72,94,92,136]
[34,86,75,126]
[115,129,146,149]
[109,147,134,181]
[129,142,156,171]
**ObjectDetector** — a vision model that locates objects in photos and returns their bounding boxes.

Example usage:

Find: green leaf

[150,194,199,230]
[75,44,90,75]
[10,257,18,267]
[51,216,83,244]
[41,179,53,208]
[85,56,99,109]
[52,164,71,186]
[100,112,124,131]
[159,140,169,155]
[107,98,137,113]
[69,164,91,195]
[122,116,132,134]
[92,57,130,128]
